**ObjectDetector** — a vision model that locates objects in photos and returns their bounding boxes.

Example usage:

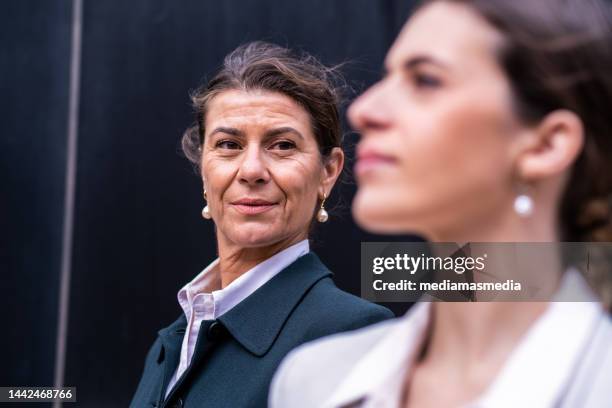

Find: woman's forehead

[204,89,314,140]
[206,90,310,126]
[385,1,504,73]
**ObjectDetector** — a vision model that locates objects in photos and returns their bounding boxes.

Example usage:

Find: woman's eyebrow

[385,54,449,74]
[209,126,245,137]
[264,127,304,140]
[402,55,449,70]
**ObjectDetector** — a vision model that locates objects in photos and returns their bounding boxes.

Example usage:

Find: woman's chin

[353,199,397,234]
[352,192,422,235]
[231,234,276,248]
[225,225,288,249]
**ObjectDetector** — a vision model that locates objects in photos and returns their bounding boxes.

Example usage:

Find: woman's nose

[347,81,392,134]
[237,145,270,186]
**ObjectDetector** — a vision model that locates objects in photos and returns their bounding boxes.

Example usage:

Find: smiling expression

[201,89,331,248]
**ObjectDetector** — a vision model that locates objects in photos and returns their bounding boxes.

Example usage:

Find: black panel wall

[3,1,416,406]
[1,0,71,391]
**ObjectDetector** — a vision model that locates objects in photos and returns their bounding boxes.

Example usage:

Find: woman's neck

[214,232,307,288]
[406,205,562,405]
[428,301,548,368]
[430,193,561,243]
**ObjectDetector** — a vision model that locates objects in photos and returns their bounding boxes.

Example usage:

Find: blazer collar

[155,252,332,360]
[218,251,332,356]
[156,313,187,364]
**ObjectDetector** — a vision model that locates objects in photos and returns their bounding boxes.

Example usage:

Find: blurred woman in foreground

[270,0,612,406]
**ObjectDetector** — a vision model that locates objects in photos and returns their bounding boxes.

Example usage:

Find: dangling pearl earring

[514,192,533,217]
[317,193,329,223]
[201,188,212,220]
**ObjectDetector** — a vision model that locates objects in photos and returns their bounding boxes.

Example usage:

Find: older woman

[129,42,392,408]
[271,0,612,407]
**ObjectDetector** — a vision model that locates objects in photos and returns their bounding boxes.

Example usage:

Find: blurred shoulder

[285,315,397,367]
[269,317,398,408]
[587,313,612,386]
[564,311,612,407]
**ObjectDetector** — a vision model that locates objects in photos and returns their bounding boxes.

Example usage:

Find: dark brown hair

[181,41,344,168]
[424,0,612,243]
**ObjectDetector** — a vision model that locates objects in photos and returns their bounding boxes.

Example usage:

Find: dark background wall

[2,1,416,406]
[1,0,71,392]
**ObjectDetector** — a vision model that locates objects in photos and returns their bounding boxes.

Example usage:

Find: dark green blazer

[130,252,393,408]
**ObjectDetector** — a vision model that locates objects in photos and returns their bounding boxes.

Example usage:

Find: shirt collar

[324,268,605,408]
[177,239,309,320]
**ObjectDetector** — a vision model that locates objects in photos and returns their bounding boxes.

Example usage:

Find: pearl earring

[514,193,533,217]
[317,194,329,223]
[201,188,212,220]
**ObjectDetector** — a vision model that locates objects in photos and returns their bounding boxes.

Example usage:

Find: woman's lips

[354,151,398,176]
[230,198,278,215]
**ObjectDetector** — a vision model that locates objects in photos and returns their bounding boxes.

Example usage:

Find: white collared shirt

[165,239,309,397]
[324,269,610,408]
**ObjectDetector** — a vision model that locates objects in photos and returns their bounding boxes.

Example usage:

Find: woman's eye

[413,73,442,89]
[216,140,241,150]
[270,140,296,150]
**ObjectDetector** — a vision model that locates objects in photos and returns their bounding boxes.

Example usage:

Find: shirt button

[207,321,225,341]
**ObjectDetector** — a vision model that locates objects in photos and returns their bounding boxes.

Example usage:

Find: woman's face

[349,1,525,238]
[201,89,342,249]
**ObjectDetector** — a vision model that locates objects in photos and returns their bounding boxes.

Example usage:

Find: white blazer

[269,270,612,408]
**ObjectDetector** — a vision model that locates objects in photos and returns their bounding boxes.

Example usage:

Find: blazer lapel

[156,314,187,402]
[218,252,332,356]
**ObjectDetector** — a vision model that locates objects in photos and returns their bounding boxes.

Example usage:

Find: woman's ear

[200,163,207,187]
[201,172,208,195]
[514,109,584,181]
[319,147,345,197]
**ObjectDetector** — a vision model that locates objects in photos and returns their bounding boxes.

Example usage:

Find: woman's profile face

[349,1,527,239]
[201,89,336,248]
